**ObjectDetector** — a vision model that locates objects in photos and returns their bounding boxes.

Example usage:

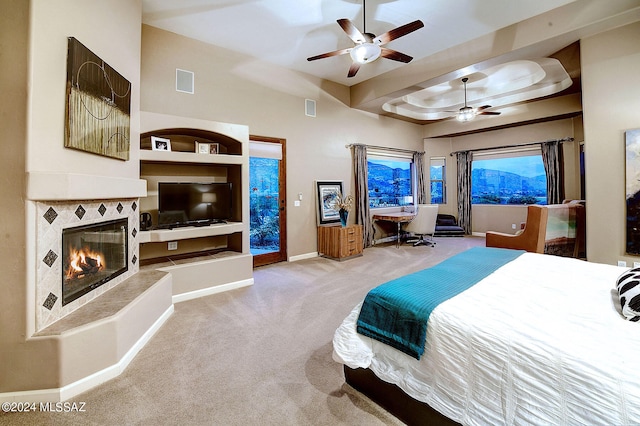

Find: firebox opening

[62,218,128,306]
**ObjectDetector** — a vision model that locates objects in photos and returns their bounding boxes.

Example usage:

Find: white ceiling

[141,0,576,87]
[141,1,640,130]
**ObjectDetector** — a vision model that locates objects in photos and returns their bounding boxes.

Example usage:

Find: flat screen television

[157,182,233,229]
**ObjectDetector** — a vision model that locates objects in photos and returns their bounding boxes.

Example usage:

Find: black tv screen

[158,182,232,228]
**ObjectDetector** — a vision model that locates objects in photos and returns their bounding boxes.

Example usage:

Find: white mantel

[27,172,146,201]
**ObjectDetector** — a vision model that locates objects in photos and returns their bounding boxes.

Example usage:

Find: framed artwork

[151,136,171,151]
[626,128,640,254]
[196,141,210,154]
[316,180,342,225]
[195,141,219,154]
[64,37,131,160]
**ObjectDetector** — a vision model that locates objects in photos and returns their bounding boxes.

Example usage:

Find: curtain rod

[449,137,574,156]
[345,143,422,155]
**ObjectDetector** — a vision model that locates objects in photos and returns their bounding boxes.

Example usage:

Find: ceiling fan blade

[374,20,424,45]
[307,48,351,61]
[347,62,361,78]
[337,18,366,44]
[380,48,413,63]
[475,105,501,115]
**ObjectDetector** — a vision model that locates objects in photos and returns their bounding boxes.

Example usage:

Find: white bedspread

[333,252,640,425]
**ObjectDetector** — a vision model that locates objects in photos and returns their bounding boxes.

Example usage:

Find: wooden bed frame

[344,366,461,426]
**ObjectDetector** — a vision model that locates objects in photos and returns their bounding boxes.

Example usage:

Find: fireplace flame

[65,247,105,280]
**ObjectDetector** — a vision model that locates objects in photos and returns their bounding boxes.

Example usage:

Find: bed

[333,247,640,425]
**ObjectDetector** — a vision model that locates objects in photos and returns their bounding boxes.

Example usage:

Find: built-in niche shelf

[139,150,243,165]
[138,222,244,243]
[139,111,252,302]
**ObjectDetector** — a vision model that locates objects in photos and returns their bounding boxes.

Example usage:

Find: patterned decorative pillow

[616,268,640,321]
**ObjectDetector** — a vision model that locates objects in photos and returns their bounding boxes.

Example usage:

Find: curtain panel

[352,144,375,247]
[456,151,473,234]
[541,141,564,204]
[413,151,427,204]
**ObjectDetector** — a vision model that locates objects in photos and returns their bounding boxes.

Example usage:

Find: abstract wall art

[64,37,131,160]
[626,128,640,254]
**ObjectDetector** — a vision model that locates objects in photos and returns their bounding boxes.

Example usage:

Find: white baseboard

[172,278,254,303]
[472,232,486,237]
[288,252,318,262]
[0,305,174,404]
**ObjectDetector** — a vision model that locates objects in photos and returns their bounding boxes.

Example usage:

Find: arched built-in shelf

[138,111,252,302]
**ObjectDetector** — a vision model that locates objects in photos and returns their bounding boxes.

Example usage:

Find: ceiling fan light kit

[457,106,476,122]
[457,78,475,122]
[350,43,381,64]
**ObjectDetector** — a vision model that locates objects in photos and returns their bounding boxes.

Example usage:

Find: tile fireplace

[36,199,139,331]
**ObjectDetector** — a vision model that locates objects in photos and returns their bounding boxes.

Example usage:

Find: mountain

[472,168,546,199]
[367,161,411,197]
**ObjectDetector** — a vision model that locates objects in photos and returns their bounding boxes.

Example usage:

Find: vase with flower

[331,191,354,227]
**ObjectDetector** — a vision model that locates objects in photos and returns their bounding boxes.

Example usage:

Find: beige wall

[0,0,31,392]
[581,21,640,265]
[140,25,424,258]
[424,117,583,234]
[27,0,141,180]
[0,0,141,393]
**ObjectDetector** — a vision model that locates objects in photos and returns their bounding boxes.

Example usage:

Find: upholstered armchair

[485,205,548,253]
[544,203,585,258]
[486,203,585,257]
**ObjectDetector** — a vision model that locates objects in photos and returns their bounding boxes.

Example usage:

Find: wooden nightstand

[317,224,363,261]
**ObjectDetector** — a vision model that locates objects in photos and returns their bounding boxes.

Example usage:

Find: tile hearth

[35,269,169,336]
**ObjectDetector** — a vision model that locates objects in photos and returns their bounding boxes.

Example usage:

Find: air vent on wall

[305,99,316,117]
[176,69,194,94]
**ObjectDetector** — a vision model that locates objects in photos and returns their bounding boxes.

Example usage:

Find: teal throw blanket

[356,247,524,359]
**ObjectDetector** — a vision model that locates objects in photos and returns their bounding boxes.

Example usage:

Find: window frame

[471,147,547,205]
[367,151,415,210]
[429,156,446,204]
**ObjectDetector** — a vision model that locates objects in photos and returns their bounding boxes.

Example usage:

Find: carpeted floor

[2,236,484,426]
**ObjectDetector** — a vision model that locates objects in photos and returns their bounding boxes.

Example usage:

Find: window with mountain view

[430,157,446,204]
[368,157,413,208]
[471,153,547,205]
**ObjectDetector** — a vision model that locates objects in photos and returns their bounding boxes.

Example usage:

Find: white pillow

[616,268,640,321]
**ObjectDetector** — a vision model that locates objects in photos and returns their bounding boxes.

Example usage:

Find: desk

[373,212,416,248]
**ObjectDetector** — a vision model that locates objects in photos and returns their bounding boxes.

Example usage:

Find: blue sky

[473,156,545,177]
[371,158,411,170]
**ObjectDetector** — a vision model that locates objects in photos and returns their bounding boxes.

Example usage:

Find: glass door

[249,136,287,267]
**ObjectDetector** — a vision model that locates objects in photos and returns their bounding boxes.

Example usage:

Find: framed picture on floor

[316,180,342,225]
